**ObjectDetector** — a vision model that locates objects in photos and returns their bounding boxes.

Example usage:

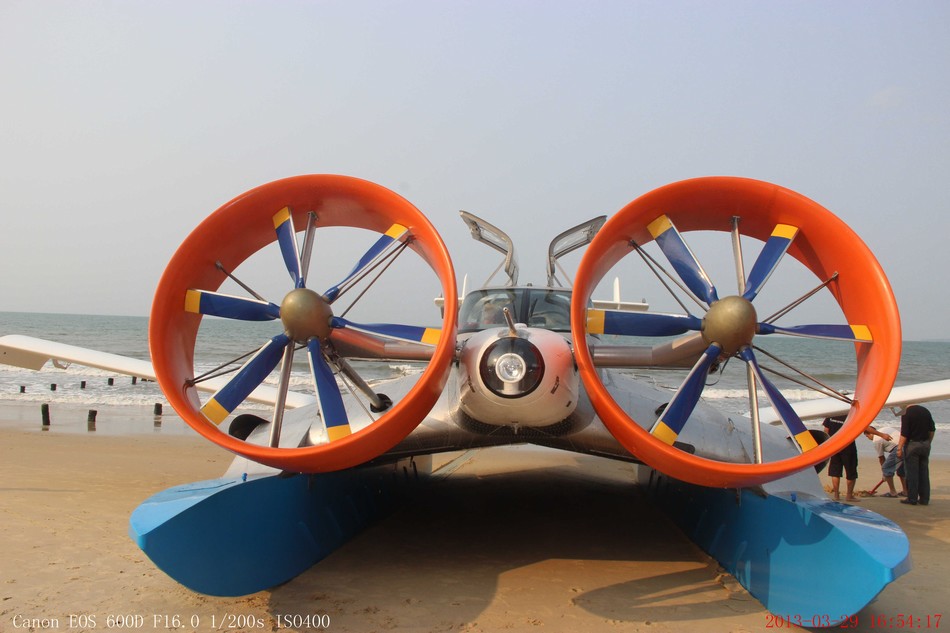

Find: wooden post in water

[107,378,114,386]
[41,403,50,426]
[50,383,56,391]
[87,409,97,431]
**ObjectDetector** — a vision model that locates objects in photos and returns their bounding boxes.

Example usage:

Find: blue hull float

[642,468,911,627]
[129,461,416,596]
[130,457,910,625]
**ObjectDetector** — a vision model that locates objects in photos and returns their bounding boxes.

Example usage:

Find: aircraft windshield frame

[459,288,573,333]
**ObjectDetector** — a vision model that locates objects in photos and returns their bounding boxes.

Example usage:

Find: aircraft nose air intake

[480,337,545,398]
[701,295,757,355]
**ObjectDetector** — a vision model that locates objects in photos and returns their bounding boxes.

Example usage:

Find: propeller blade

[742,224,798,301]
[323,224,408,302]
[739,347,818,452]
[201,333,290,424]
[273,207,304,288]
[648,215,719,305]
[757,322,872,343]
[650,343,722,444]
[587,308,701,337]
[307,338,351,441]
[184,289,280,321]
[331,317,441,345]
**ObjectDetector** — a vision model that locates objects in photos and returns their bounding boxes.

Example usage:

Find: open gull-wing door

[459,211,518,288]
[547,216,606,287]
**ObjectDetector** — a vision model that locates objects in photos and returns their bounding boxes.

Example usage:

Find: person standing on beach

[823,414,859,502]
[864,425,907,498]
[897,404,936,506]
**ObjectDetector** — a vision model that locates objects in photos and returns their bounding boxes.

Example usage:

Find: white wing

[758,379,950,425]
[0,334,314,409]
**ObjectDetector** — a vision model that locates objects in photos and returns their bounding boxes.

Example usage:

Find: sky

[1,1,948,340]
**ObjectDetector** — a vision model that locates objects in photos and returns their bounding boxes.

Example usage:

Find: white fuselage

[457,325,578,429]
[451,287,579,431]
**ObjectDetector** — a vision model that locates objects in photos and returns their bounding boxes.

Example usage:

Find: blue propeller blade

[273,207,304,288]
[307,338,351,441]
[331,317,441,345]
[587,308,702,337]
[201,333,290,424]
[739,347,818,452]
[648,215,719,306]
[323,224,408,303]
[757,322,872,343]
[742,224,798,301]
[650,343,722,445]
[184,289,281,321]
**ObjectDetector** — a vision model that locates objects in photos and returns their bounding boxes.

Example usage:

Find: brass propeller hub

[280,288,333,343]
[701,295,758,355]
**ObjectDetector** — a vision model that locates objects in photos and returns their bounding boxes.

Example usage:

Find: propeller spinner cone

[280,288,333,343]
[701,295,757,355]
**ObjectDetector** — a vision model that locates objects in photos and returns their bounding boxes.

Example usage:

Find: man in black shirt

[897,405,936,506]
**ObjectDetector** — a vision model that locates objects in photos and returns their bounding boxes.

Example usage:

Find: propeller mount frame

[149,175,458,473]
[571,176,901,488]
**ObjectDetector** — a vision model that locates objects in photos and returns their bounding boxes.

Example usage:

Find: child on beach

[864,425,907,498]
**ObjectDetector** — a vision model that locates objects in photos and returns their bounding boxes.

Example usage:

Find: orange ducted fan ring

[571,177,901,488]
[149,175,457,473]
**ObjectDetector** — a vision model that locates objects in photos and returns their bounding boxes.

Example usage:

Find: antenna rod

[503,307,518,336]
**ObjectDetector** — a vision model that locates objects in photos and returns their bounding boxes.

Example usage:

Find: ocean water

[2,311,949,454]
[0,311,423,436]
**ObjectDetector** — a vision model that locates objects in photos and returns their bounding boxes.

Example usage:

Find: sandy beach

[1,420,947,633]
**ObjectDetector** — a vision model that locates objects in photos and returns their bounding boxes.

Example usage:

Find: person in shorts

[864,425,906,498]
[823,415,859,502]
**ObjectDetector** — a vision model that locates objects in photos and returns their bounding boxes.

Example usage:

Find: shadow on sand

[266,449,760,630]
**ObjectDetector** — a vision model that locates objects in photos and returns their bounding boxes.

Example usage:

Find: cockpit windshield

[459,288,573,333]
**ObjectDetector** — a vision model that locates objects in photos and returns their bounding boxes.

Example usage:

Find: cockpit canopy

[459,288,573,333]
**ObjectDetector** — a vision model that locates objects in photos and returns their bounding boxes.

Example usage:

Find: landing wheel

[150,175,457,473]
[571,177,900,488]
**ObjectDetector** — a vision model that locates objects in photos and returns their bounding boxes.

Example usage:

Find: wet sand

[1,426,947,632]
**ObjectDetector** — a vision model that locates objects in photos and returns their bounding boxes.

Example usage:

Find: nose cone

[702,295,757,355]
[280,288,333,342]
[458,327,578,428]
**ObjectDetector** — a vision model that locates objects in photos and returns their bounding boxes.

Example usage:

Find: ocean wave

[4,312,950,438]
[0,359,426,410]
